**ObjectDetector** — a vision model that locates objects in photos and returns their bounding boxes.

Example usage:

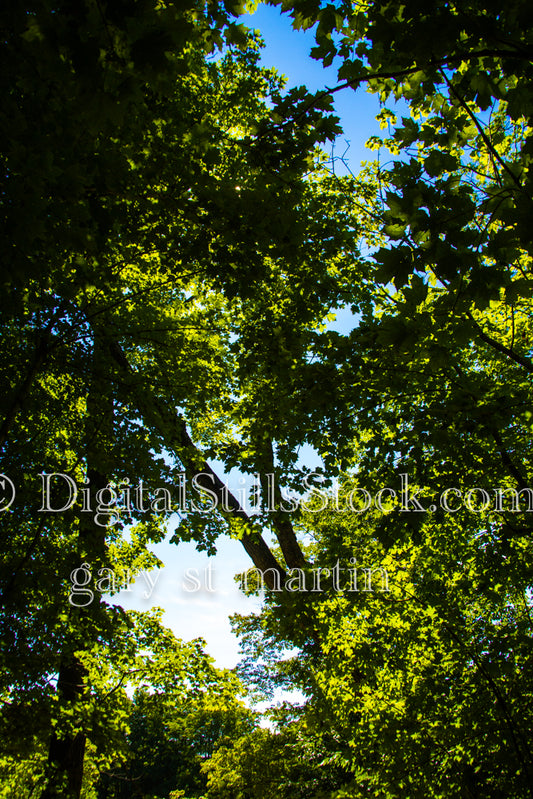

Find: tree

[4,0,533,795]
[203,718,352,799]
[0,608,230,798]
[96,671,254,798]
[212,5,533,787]
[229,477,533,797]
[1,1,353,795]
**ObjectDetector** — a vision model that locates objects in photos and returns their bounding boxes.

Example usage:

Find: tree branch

[468,313,533,374]
[108,341,286,589]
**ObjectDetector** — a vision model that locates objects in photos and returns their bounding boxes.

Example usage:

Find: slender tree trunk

[41,659,87,798]
[41,330,112,797]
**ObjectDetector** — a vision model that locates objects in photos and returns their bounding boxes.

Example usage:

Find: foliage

[203,720,353,799]
[3,0,533,796]
[230,487,533,796]
[207,4,533,794]
[0,607,228,796]
[97,673,254,799]
[1,0,350,794]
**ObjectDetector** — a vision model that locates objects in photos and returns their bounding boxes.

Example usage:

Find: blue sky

[113,3,384,669]
[246,3,383,170]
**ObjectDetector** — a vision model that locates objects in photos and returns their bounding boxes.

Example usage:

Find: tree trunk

[41,659,87,798]
[41,329,112,797]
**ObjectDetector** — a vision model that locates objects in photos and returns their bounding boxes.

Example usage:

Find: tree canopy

[1,0,533,796]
